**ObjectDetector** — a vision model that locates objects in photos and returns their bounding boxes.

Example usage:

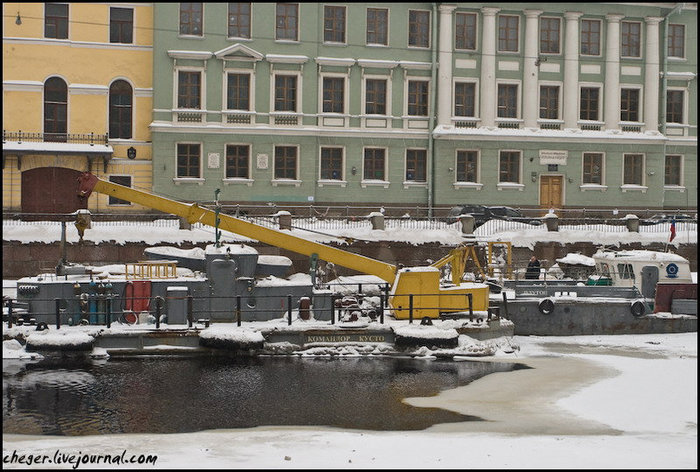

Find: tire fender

[630,300,646,317]
[538,298,555,315]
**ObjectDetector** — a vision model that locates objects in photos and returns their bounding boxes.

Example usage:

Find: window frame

[455,12,477,51]
[580,18,601,56]
[497,82,520,119]
[107,175,133,206]
[539,84,561,120]
[405,149,427,183]
[620,87,642,123]
[455,150,480,184]
[45,3,69,40]
[364,77,388,116]
[362,147,388,182]
[666,88,685,124]
[176,142,202,179]
[225,71,252,111]
[319,146,345,182]
[273,145,299,181]
[498,150,522,184]
[407,79,430,117]
[224,143,251,180]
[539,16,561,55]
[44,76,68,142]
[579,84,602,122]
[108,79,133,140]
[366,7,389,46]
[176,69,203,110]
[454,81,477,118]
[498,14,520,53]
[621,20,642,58]
[582,152,605,185]
[320,74,346,115]
[408,9,431,49]
[272,73,299,114]
[622,153,645,186]
[227,2,251,39]
[179,3,203,37]
[110,7,133,44]
[664,154,683,187]
[323,5,347,44]
[667,24,685,59]
[275,3,299,42]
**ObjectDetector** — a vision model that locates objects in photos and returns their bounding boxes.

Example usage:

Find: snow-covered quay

[3,332,696,469]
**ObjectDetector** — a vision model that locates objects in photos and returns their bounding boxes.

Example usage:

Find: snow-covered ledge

[453,182,483,190]
[497,182,525,191]
[620,184,648,193]
[579,183,608,192]
[402,181,427,189]
[271,179,302,187]
[361,179,390,189]
[663,185,686,193]
[222,178,253,187]
[318,179,347,188]
[173,178,205,185]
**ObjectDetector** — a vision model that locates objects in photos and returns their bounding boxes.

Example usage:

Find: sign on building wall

[208,152,220,168]
[256,154,269,169]
[539,150,568,165]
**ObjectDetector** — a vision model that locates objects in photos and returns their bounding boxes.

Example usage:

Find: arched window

[109,80,133,139]
[44,77,67,142]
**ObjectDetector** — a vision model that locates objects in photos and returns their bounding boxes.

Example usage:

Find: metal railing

[3,130,109,145]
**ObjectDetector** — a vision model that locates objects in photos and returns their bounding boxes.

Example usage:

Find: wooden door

[21,167,87,213]
[539,175,563,209]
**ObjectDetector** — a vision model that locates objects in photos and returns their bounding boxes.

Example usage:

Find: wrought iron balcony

[3,130,109,145]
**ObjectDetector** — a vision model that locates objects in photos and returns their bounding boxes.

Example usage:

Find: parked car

[640,214,696,226]
[447,205,542,227]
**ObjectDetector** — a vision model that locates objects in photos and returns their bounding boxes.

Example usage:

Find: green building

[151,3,697,213]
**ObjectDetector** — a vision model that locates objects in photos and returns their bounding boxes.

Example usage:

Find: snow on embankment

[198,325,265,350]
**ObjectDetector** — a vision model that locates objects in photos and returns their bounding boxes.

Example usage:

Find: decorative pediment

[214,43,264,62]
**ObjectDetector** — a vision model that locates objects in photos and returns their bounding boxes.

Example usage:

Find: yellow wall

[3,2,154,213]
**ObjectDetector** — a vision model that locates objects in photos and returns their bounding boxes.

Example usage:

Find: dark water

[3,356,528,435]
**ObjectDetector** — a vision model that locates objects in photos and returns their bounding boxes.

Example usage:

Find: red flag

[669,220,676,242]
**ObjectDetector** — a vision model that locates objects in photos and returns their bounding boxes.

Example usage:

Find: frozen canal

[3,356,525,435]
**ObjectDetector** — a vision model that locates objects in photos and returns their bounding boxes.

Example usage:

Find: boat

[497,248,697,336]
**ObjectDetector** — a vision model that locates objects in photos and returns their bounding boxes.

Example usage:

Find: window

[623,153,644,185]
[580,19,601,55]
[454,82,476,117]
[322,77,344,114]
[407,80,429,116]
[274,146,297,179]
[666,90,684,123]
[664,155,682,186]
[108,176,132,205]
[276,3,298,41]
[539,85,559,119]
[408,10,430,48]
[179,3,203,36]
[668,24,685,58]
[405,150,426,182]
[177,143,201,178]
[44,77,67,142]
[109,80,133,139]
[582,152,604,184]
[499,151,520,183]
[540,17,560,54]
[324,5,345,43]
[45,3,68,39]
[178,71,201,109]
[110,7,133,43]
[227,73,250,110]
[225,144,250,179]
[498,15,519,52]
[456,150,478,183]
[617,263,634,280]
[455,12,477,50]
[228,3,251,39]
[320,147,344,180]
[274,75,297,112]
[363,148,386,180]
[365,79,387,115]
[366,8,388,45]
[621,21,641,57]
[620,89,640,122]
[580,87,600,121]
[497,84,518,118]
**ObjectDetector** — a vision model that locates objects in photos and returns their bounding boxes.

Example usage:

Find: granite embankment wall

[3,240,697,279]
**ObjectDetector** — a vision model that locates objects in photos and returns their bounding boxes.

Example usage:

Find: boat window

[599,263,610,276]
[617,263,635,279]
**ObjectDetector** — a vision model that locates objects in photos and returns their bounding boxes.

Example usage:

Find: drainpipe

[428,3,438,217]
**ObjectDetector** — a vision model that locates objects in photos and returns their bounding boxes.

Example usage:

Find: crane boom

[77,173,398,283]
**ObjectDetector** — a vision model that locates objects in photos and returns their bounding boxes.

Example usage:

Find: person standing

[525,255,541,279]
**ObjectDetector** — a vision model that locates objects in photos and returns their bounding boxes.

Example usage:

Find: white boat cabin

[592,250,693,290]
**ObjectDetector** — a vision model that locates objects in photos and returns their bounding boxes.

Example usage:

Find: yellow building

[2,3,153,213]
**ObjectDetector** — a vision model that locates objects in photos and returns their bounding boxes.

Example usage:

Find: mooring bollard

[409,294,414,324]
[502,291,509,317]
[236,295,242,327]
[155,296,163,328]
[287,295,293,326]
[55,298,61,330]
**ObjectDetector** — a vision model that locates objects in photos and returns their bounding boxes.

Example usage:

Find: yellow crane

[77,173,489,318]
